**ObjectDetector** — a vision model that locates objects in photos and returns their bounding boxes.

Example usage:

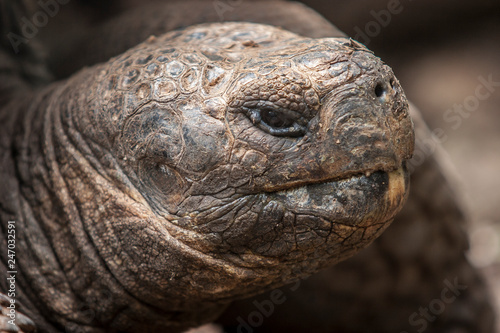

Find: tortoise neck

[0,86,64,332]
[4,75,225,332]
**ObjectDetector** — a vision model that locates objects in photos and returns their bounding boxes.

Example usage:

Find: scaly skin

[219,105,496,333]
[0,22,413,332]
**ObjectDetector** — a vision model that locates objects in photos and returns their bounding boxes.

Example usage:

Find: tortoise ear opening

[137,158,188,211]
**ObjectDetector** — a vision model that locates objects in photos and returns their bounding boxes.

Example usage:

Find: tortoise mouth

[269,164,409,227]
[262,158,404,194]
[156,164,409,272]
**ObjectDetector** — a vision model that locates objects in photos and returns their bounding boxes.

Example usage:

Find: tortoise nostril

[374,83,386,98]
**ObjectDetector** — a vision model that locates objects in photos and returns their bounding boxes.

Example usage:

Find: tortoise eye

[241,107,307,137]
[251,108,306,137]
[261,109,295,128]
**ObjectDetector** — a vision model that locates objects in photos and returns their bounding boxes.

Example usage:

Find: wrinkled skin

[219,105,496,333]
[0,17,413,333]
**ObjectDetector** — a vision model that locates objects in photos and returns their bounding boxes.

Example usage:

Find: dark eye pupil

[261,110,294,128]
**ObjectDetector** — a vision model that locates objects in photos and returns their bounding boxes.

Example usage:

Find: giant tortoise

[0,1,494,332]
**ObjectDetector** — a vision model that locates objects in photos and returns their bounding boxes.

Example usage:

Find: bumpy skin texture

[219,106,496,333]
[0,11,413,333]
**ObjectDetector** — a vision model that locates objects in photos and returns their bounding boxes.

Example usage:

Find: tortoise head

[82,22,413,307]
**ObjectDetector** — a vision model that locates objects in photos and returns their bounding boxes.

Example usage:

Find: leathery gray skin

[0,23,413,332]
